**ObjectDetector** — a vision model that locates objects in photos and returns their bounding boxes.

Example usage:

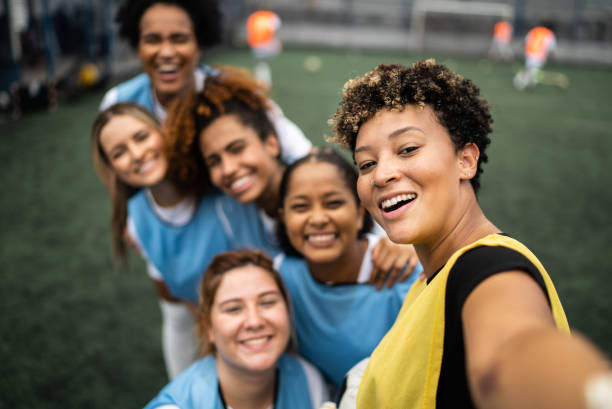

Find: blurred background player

[488,20,514,62]
[246,10,282,89]
[513,24,567,90]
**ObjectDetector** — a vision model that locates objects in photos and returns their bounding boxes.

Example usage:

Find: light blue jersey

[215,194,282,258]
[144,354,328,409]
[276,252,421,386]
[128,190,232,302]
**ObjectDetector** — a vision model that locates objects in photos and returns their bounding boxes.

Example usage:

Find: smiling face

[138,3,201,106]
[99,114,168,187]
[355,106,473,245]
[208,264,290,374]
[199,114,281,204]
[282,161,364,264]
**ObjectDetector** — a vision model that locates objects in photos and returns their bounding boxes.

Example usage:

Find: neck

[308,239,368,284]
[217,357,276,409]
[255,162,285,218]
[417,196,499,279]
[148,179,186,207]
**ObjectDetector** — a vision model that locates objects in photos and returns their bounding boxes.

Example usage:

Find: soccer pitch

[1,47,611,407]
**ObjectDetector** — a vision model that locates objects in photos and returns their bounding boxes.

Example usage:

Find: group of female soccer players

[92,1,612,408]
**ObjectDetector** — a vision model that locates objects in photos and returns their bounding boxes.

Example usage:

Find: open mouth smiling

[379,193,417,213]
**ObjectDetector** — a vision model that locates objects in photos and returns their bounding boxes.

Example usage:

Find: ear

[207,324,215,345]
[263,133,281,158]
[458,143,479,181]
[277,207,284,221]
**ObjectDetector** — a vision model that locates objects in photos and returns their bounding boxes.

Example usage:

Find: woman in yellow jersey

[329,60,612,409]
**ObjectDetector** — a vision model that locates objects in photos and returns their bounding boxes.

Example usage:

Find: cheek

[356,178,373,208]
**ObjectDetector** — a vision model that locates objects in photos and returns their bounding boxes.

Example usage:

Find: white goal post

[410,0,515,48]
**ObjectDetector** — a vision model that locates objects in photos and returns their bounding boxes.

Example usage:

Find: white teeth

[158,64,178,73]
[243,336,268,345]
[230,175,251,191]
[381,193,416,210]
[308,234,335,243]
[136,159,156,174]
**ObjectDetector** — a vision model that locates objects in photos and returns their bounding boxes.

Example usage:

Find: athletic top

[99,65,312,164]
[247,10,281,49]
[274,235,422,386]
[127,189,232,302]
[525,26,556,63]
[143,354,329,409]
[356,234,570,409]
[493,21,512,43]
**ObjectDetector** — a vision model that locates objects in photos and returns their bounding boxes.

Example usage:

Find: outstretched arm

[463,271,612,409]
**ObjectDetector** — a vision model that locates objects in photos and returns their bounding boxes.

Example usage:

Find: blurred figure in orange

[488,20,514,61]
[514,25,559,90]
[246,10,282,88]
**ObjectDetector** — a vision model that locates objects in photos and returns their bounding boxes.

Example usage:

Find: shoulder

[281,355,330,407]
[99,73,152,110]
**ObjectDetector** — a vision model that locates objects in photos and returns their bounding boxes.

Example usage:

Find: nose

[158,39,176,59]
[129,141,147,161]
[244,305,265,330]
[220,156,239,179]
[307,205,330,227]
[372,155,399,187]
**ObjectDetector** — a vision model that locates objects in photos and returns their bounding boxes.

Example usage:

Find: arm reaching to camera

[463,271,612,409]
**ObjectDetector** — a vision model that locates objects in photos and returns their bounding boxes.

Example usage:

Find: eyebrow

[217,290,281,307]
[355,126,425,154]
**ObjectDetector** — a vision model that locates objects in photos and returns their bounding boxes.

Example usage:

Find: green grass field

[1,47,611,407]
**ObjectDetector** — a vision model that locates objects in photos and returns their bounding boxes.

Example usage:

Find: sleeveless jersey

[356,234,569,409]
[276,248,421,386]
[128,190,231,301]
[143,354,326,409]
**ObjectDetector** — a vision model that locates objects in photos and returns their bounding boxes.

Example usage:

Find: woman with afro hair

[329,60,612,409]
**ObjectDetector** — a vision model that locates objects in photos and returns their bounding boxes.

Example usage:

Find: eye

[358,160,375,172]
[110,147,126,161]
[222,304,242,314]
[399,146,418,156]
[288,202,309,212]
[134,131,149,142]
[260,295,281,308]
[228,142,245,155]
[170,33,192,44]
[141,33,161,45]
[325,199,345,209]
[206,156,220,168]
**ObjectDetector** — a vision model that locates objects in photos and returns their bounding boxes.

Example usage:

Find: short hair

[91,102,161,265]
[196,249,296,356]
[330,60,493,193]
[277,147,373,257]
[115,0,222,50]
[164,66,274,196]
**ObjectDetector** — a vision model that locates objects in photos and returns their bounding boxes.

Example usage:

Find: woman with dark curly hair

[99,0,311,160]
[329,60,612,409]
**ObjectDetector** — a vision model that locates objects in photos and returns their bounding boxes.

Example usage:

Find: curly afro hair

[330,59,493,193]
[163,65,272,197]
[115,0,222,50]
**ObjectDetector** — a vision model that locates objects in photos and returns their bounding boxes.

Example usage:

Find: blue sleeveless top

[128,190,231,302]
[277,254,420,386]
[144,354,316,409]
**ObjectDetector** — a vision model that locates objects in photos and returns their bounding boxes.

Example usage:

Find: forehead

[200,114,260,152]
[214,265,280,303]
[355,105,445,148]
[99,115,147,147]
[140,3,194,34]
[287,161,351,196]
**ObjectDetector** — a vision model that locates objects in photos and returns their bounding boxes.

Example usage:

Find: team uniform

[99,64,312,163]
[273,234,422,387]
[355,234,569,409]
[488,20,513,61]
[513,26,557,90]
[143,354,329,409]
